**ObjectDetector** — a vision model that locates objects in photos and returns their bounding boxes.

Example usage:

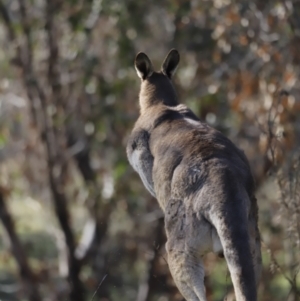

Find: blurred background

[0,0,299,300]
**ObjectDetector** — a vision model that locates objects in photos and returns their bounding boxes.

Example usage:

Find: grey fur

[127,50,262,301]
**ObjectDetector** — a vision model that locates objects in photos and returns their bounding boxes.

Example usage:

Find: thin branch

[266,244,300,298]
[0,1,86,300]
[0,190,41,301]
[90,274,107,301]
[0,0,39,126]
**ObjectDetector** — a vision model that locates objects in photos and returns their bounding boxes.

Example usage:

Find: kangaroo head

[135,49,180,114]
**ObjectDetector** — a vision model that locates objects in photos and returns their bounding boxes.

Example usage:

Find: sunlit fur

[139,72,178,114]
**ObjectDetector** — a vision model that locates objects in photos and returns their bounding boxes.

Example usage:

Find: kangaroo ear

[135,52,154,80]
[161,49,180,78]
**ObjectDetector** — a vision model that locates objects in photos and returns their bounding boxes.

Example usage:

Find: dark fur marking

[153,109,182,129]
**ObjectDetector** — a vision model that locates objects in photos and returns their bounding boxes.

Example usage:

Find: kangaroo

[126,49,261,301]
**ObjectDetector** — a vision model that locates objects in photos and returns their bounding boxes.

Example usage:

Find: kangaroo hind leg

[166,246,207,301]
[165,199,208,301]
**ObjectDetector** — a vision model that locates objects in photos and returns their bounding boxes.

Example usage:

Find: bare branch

[0,190,42,301]
[1,1,86,300]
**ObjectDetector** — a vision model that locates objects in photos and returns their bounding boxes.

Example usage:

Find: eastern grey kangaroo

[126,49,261,301]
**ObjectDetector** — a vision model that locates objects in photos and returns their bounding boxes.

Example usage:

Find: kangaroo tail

[209,196,257,301]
